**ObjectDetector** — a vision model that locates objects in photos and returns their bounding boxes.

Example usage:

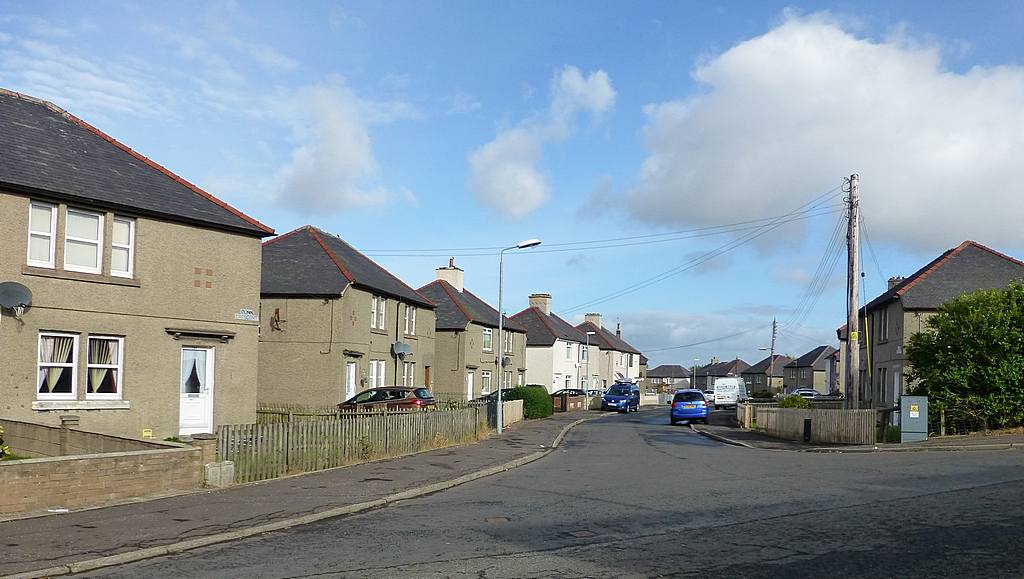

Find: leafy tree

[906,283,1024,428]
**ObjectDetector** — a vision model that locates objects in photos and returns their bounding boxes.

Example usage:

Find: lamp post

[585,330,596,410]
[693,358,700,390]
[497,238,542,435]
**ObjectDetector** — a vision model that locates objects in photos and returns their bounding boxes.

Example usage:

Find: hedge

[502,386,554,419]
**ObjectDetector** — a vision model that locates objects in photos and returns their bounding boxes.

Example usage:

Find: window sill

[22,265,141,287]
[32,400,131,411]
[370,328,388,335]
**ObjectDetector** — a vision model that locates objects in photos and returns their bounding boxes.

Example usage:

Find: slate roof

[785,346,837,371]
[695,359,750,378]
[742,354,794,376]
[864,241,1024,312]
[647,364,691,379]
[0,88,272,237]
[417,280,526,332]
[574,322,642,355]
[510,307,588,347]
[261,226,434,307]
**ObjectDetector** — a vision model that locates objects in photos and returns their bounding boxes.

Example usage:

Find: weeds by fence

[222,404,491,483]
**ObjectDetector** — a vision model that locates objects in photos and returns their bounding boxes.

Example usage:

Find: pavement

[691,408,1024,452]
[0,410,603,579]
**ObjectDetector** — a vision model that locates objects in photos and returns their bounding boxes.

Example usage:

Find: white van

[713,377,748,408]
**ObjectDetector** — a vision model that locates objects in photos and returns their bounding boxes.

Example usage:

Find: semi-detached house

[511,294,598,393]
[0,88,273,438]
[258,226,436,407]
[417,260,528,401]
[574,313,642,388]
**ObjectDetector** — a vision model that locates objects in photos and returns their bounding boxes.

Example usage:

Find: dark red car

[337,387,436,411]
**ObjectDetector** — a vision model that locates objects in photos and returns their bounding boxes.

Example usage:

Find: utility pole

[845,174,861,410]
[768,318,777,393]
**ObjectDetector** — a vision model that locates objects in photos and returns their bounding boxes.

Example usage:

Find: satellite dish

[392,341,413,358]
[0,282,32,316]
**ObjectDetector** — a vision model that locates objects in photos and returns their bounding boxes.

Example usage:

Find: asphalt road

[91,407,1024,578]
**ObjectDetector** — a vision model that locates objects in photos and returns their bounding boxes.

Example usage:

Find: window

[482,328,493,352]
[402,361,416,387]
[628,354,634,367]
[504,371,513,388]
[64,209,104,273]
[580,377,587,390]
[565,342,572,359]
[370,360,386,388]
[800,368,809,380]
[504,331,513,352]
[38,333,79,399]
[564,375,572,389]
[403,305,417,336]
[28,202,56,267]
[879,307,889,342]
[581,346,588,362]
[481,370,492,393]
[371,296,378,329]
[378,297,386,329]
[517,372,524,386]
[87,336,123,399]
[110,217,135,278]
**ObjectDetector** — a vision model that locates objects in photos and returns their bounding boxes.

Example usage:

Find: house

[510,294,599,393]
[574,314,643,389]
[639,355,649,380]
[851,240,1024,408]
[417,260,528,401]
[258,226,436,407]
[644,364,691,391]
[0,88,273,438]
[693,358,750,390]
[782,346,837,394]
[741,354,794,393]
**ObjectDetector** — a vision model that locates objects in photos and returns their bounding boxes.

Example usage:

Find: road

[92,407,1024,578]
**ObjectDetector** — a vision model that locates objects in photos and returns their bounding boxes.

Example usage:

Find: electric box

[900,396,928,443]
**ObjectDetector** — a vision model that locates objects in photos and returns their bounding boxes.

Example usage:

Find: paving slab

[0,411,600,578]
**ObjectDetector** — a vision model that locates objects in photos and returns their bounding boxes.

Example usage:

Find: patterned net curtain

[38,336,74,394]
[88,338,118,394]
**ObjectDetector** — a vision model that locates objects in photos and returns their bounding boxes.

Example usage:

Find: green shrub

[0,424,10,458]
[750,390,774,400]
[883,426,901,443]
[503,386,554,419]
[779,395,812,409]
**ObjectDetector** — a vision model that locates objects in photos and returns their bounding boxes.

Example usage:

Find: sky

[3,1,1023,368]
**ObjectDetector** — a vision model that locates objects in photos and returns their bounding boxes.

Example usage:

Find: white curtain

[181,350,206,394]
[89,339,114,393]
[39,336,74,393]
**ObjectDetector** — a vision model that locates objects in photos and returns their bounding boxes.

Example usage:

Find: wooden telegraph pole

[846,174,861,410]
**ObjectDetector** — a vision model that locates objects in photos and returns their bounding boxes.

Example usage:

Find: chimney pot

[436,261,465,292]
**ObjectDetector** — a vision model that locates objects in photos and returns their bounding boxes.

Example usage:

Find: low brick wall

[1,420,203,516]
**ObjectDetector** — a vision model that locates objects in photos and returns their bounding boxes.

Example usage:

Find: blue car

[602,383,640,413]
[670,389,709,424]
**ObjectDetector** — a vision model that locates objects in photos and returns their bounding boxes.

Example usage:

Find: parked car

[337,387,436,411]
[789,388,819,400]
[474,384,547,403]
[551,388,587,397]
[712,377,748,408]
[702,390,717,409]
[670,389,709,424]
[602,382,640,413]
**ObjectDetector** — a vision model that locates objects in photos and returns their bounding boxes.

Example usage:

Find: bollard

[803,418,812,443]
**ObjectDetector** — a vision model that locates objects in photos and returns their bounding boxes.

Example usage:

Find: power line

[780,212,847,332]
[559,184,846,315]
[641,324,770,353]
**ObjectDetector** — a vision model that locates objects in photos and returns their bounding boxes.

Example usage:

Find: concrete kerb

[689,424,755,449]
[2,413,604,579]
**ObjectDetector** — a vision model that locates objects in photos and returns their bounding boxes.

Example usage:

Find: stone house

[782,346,837,394]
[693,358,750,390]
[574,314,643,389]
[741,354,793,393]
[258,226,436,407]
[644,364,691,391]
[0,88,273,438]
[417,261,528,401]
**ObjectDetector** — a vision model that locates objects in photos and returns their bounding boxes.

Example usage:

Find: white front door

[466,371,475,401]
[179,347,214,435]
[345,362,358,401]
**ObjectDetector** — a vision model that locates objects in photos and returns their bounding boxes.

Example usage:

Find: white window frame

[64,208,104,274]
[404,305,417,336]
[581,346,588,362]
[402,361,416,387]
[370,359,386,388]
[37,332,79,400]
[410,306,417,335]
[580,377,587,390]
[27,201,57,268]
[564,375,572,389]
[504,330,513,353]
[504,371,513,388]
[517,372,524,386]
[110,216,135,278]
[481,370,492,393]
[482,328,493,352]
[378,297,386,329]
[371,296,379,329]
[86,336,124,400]
[565,342,572,360]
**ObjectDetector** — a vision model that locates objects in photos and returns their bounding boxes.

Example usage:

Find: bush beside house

[503,387,554,419]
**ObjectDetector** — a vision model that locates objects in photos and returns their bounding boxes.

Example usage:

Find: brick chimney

[529,293,552,315]
[435,257,464,292]
[585,313,602,328]
[887,276,905,290]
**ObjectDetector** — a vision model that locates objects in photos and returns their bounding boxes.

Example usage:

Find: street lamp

[585,330,596,411]
[497,238,542,435]
[693,358,700,390]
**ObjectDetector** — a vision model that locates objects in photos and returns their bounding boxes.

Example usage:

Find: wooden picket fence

[255,400,486,424]
[220,405,491,483]
[755,407,876,445]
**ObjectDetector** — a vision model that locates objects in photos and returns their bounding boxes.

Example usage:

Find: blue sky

[3,1,1023,367]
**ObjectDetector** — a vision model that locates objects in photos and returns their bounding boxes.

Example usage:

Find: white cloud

[627,12,1024,251]
[0,32,12,44]
[268,77,416,214]
[469,65,616,219]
